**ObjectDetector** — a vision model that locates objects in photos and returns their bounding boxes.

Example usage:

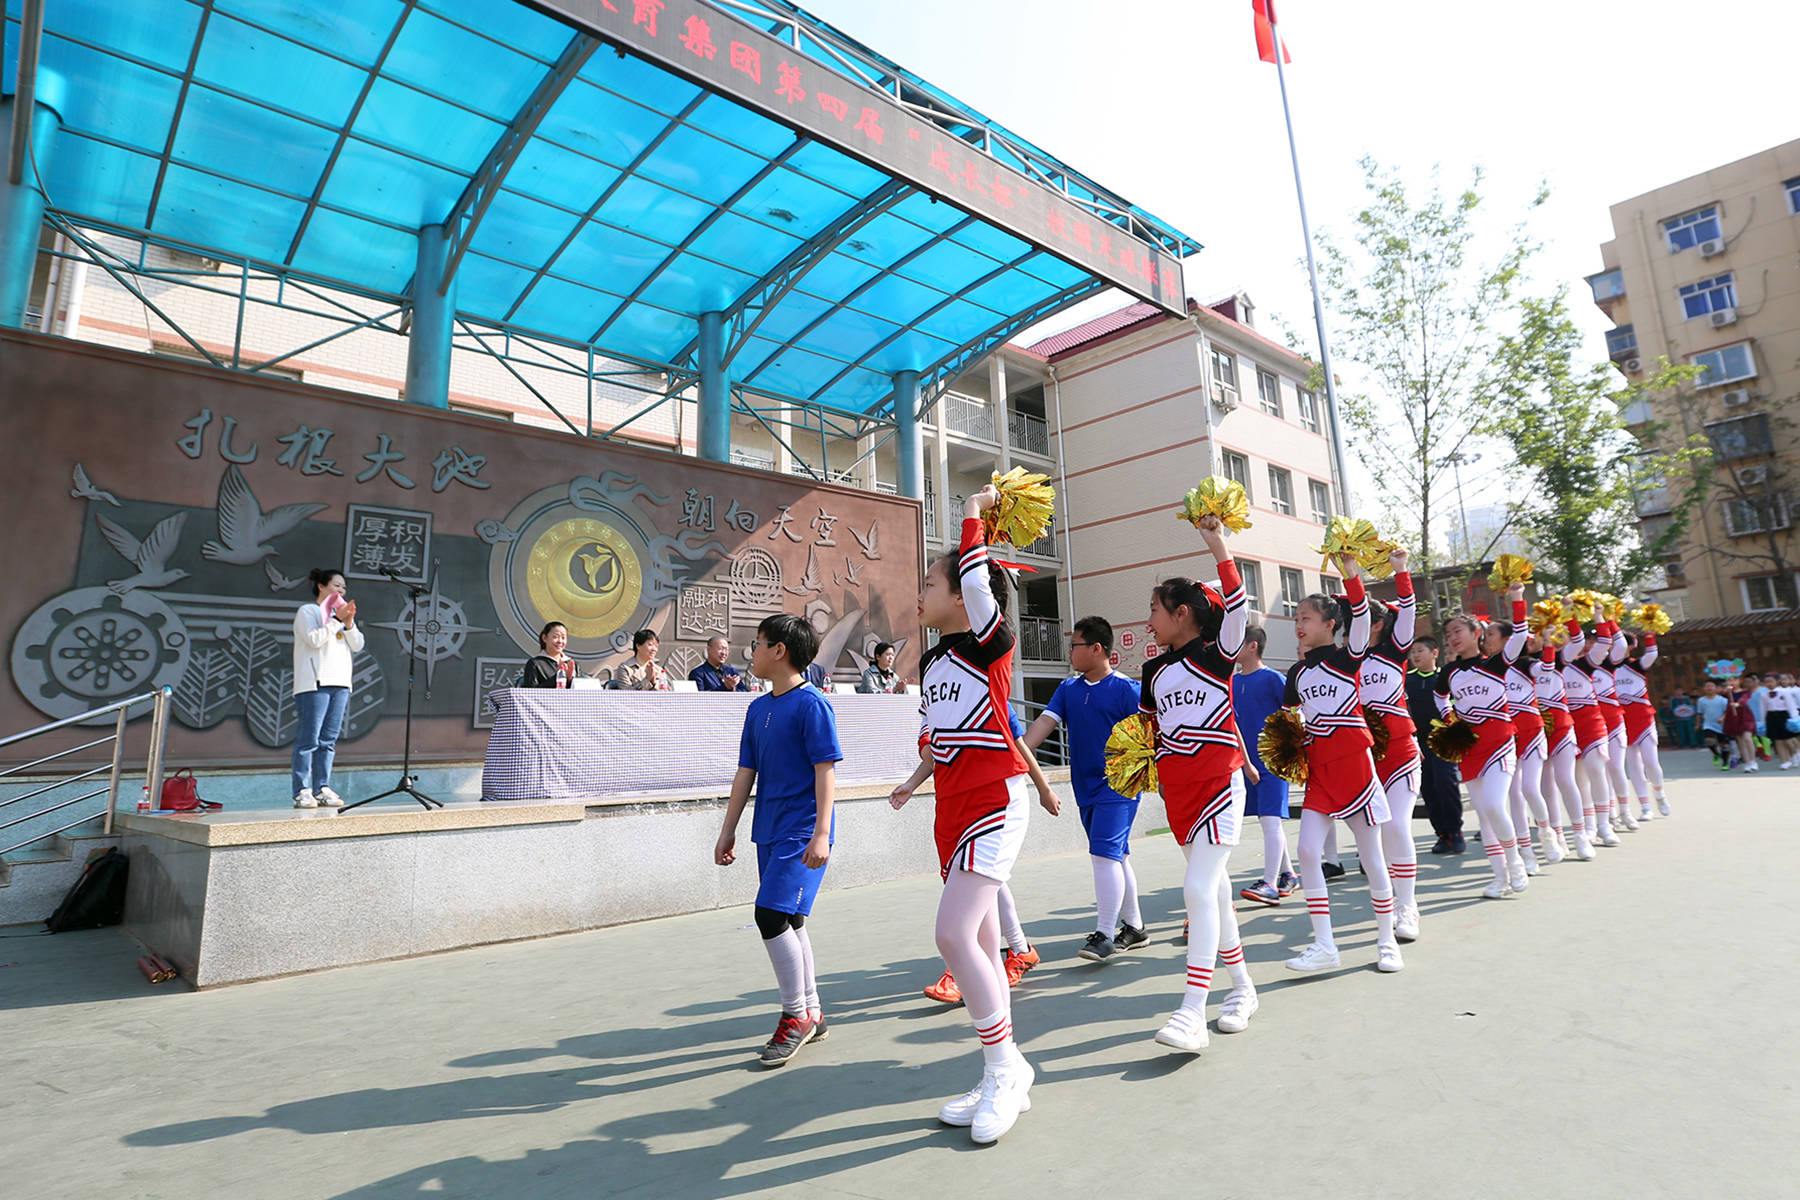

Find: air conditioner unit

[1698,238,1725,259]
[1623,357,1642,373]
[1721,387,1752,407]
[1214,385,1240,412]
[1710,307,1738,328]
[1735,466,1769,487]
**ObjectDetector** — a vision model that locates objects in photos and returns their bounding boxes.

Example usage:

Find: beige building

[1590,139,1800,621]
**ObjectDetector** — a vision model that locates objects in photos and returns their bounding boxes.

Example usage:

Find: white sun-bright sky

[803,0,1800,520]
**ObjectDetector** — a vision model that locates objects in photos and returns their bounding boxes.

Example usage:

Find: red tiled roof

[1023,300,1165,358]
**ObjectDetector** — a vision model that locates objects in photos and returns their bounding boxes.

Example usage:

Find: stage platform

[118,768,1140,989]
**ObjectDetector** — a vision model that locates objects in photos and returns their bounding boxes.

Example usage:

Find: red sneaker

[1002,944,1040,987]
[923,970,962,1004]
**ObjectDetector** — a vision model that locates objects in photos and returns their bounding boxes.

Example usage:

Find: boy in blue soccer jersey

[1022,616,1148,963]
[714,613,844,1069]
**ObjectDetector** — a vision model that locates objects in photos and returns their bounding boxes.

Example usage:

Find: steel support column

[696,310,729,462]
[893,369,924,500]
[0,85,62,329]
[405,224,455,409]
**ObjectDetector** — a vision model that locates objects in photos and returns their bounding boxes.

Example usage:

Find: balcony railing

[942,392,997,442]
[1008,411,1050,457]
[1017,520,1058,558]
[1019,617,1064,663]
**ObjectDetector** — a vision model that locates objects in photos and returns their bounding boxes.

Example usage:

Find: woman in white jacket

[292,568,365,808]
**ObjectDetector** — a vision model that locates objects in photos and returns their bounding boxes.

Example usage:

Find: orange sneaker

[923,969,962,1004]
[1002,945,1040,987]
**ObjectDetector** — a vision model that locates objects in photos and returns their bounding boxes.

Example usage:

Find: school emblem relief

[526,517,643,639]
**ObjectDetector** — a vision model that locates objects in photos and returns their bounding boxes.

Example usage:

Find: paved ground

[4,751,1795,1199]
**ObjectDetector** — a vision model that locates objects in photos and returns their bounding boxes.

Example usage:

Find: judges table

[481,689,921,802]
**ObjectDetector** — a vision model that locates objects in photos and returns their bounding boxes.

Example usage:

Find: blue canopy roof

[3,0,1200,417]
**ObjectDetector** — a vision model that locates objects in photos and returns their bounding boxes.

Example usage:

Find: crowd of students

[712,485,1675,1147]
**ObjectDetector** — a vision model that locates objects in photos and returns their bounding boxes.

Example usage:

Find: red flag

[1253,0,1290,64]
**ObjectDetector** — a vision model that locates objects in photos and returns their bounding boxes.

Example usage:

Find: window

[1633,458,1671,516]
[1210,347,1237,389]
[1298,389,1320,432]
[1308,479,1332,525]
[1605,325,1637,360]
[1679,273,1736,319]
[1222,451,1252,501]
[1689,342,1756,388]
[1663,206,1722,253]
[1256,368,1283,416]
[1267,466,1293,515]
[1619,396,1653,425]
[1320,574,1341,596]
[1723,496,1788,537]
[1238,559,1264,613]
[1638,514,1675,547]
[1706,413,1773,460]
[1787,177,1800,215]
[1278,567,1305,618]
[1587,268,1624,303]
[1744,574,1798,612]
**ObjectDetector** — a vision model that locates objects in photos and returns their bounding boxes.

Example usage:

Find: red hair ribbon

[992,558,1039,575]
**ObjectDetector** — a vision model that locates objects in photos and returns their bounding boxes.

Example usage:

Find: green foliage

[1317,157,1546,575]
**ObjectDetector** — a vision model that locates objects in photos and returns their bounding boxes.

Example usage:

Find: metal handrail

[0,687,172,858]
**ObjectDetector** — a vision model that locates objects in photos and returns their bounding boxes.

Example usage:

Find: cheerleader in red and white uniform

[1283,555,1402,973]
[1140,516,1258,1051]
[1534,640,1596,860]
[889,486,1032,1143]
[1560,620,1620,848]
[1481,620,1560,870]
[1436,583,1532,899]
[1358,548,1421,942]
[1614,631,1670,820]
[1593,622,1639,832]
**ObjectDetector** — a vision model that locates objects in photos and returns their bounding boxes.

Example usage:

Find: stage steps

[0,817,119,924]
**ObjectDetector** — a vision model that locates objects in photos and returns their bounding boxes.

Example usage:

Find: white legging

[1624,726,1665,803]
[1297,808,1394,949]
[1540,740,1584,833]
[935,866,1009,1038]
[1466,765,1519,886]
[1378,767,1418,911]
[1177,840,1243,1011]
[1509,745,1551,852]
[1602,724,1630,810]
[1576,740,1610,835]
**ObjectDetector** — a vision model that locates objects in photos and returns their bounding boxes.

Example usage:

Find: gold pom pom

[1365,710,1390,762]
[1528,598,1567,645]
[1313,516,1399,578]
[1566,589,1602,625]
[1487,553,1534,594]
[1177,476,1253,532]
[982,467,1056,547]
[1104,714,1159,797]
[1427,715,1479,764]
[1629,603,1673,636]
[1600,593,1626,623]
[1257,707,1310,785]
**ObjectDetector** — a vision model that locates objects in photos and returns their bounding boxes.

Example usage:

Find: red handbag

[159,769,221,812]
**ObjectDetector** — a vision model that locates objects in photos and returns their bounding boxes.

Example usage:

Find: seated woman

[857,642,905,693]
[613,628,671,691]
[520,621,576,688]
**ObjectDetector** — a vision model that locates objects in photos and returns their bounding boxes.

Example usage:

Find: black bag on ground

[45,847,129,933]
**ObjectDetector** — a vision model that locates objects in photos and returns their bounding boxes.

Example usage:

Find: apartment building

[1590,139,1800,621]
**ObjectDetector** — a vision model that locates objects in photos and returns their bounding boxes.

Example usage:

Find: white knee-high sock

[1297,809,1335,947]
[1348,819,1396,946]
[1468,769,1517,885]
[1179,840,1233,1012]
[1380,772,1418,909]
[1215,871,1254,989]
[1092,855,1124,934]
[793,925,820,1015]
[1259,815,1288,886]
[995,884,1030,955]
[762,929,808,1015]
[1120,854,1143,927]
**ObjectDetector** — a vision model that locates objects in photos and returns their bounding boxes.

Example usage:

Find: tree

[1316,158,1545,574]
[1490,293,1708,594]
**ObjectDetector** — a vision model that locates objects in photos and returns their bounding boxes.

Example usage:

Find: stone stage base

[120,769,1171,988]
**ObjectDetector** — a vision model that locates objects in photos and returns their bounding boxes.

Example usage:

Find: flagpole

[1268,8,1354,515]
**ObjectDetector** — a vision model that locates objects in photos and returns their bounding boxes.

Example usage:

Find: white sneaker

[1481,879,1509,900]
[1543,835,1565,865]
[1154,1008,1210,1052]
[1573,833,1596,861]
[1620,809,1639,832]
[1508,864,1531,892]
[1376,942,1405,973]
[1285,942,1340,972]
[1598,826,1621,847]
[970,1060,1033,1144]
[315,786,344,808]
[1215,988,1259,1034]
[1521,853,1542,876]
[1395,904,1421,942]
[939,1070,1030,1126]
[294,789,317,809]
[1638,806,1655,822]
[1657,797,1671,816]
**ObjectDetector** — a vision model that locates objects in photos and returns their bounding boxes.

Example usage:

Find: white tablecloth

[480,689,921,802]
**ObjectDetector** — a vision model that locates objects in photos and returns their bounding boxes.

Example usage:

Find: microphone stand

[341,564,442,811]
